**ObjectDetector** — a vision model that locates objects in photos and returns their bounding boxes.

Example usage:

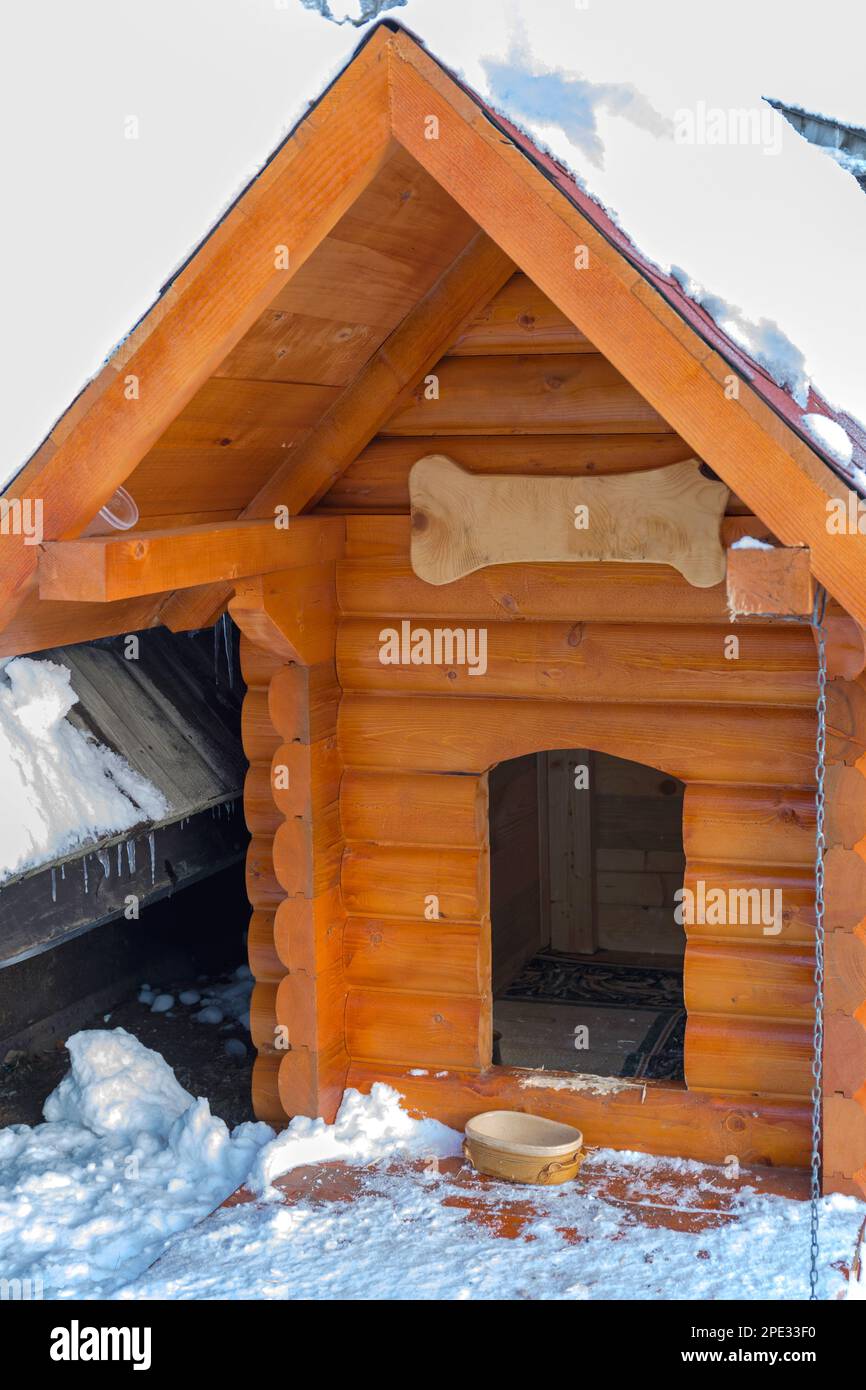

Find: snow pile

[124,1145,866,1302]
[0,658,168,882]
[0,1030,272,1297]
[731,536,774,551]
[251,1083,462,1195]
[801,413,854,467]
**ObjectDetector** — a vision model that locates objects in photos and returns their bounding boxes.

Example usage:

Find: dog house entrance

[490,750,686,1081]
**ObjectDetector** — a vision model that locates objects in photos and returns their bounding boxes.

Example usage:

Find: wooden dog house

[4,22,866,1195]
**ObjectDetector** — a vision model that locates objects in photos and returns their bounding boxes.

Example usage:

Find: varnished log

[725,545,813,618]
[243,763,284,835]
[826,764,866,848]
[824,847,866,931]
[245,835,284,909]
[250,981,280,1053]
[825,930,866,1016]
[346,1061,809,1168]
[684,941,814,1020]
[344,918,487,995]
[273,806,342,897]
[340,769,487,847]
[338,694,816,785]
[320,431,695,512]
[277,961,346,1052]
[252,1052,286,1127]
[274,888,345,975]
[685,1015,812,1098]
[247,909,285,983]
[230,561,342,667]
[682,861,815,943]
[342,843,488,921]
[345,988,489,1069]
[270,737,342,820]
[338,618,815,707]
[278,1041,349,1123]
[683,784,815,866]
[240,688,281,762]
[268,662,341,743]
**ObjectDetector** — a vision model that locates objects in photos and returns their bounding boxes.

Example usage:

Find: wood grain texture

[385,353,670,434]
[409,455,728,588]
[726,545,814,617]
[346,1061,809,1167]
[338,618,816,707]
[338,694,816,785]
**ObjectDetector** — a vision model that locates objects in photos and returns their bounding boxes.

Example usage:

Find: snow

[250,1082,462,1195]
[0,1030,272,1297]
[4,0,866,491]
[802,412,855,467]
[0,658,169,882]
[2,1029,864,1300]
[731,536,774,551]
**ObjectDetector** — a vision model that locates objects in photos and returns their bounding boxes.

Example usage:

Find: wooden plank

[147,376,338,452]
[346,1060,809,1167]
[0,27,393,636]
[344,919,486,995]
[684,941,814,1020]
[682,862,815,944]
[409,455,728,588]
[342,843,488,921]
[0,589,167,660]
[340,769,487,847]
[338,553,731,624]
[319,432,697,511]
[345,988,489,1069]
[683,784,816,865]
[338,694,816,786]
[383,354,671,434]
[546,749,596,954]
[389,32,866,626]
[338,618,816,707]
[685,1015,812,1098]
[449,272,594,355]
[242,233,515,519]
[726,545,814,617]
[39,517,345,603]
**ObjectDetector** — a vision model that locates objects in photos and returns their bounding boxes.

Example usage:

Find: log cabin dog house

[5,21,866,1195]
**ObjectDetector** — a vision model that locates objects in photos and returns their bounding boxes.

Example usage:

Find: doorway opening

[489,749,686,1081]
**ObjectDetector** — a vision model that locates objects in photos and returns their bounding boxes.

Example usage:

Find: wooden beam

[0,25,393,636]
[389,32,866,626]
[38,517,345,602]
[726,545,814,618]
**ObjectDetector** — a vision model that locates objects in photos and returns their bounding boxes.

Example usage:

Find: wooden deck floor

[226,1153,809,1242]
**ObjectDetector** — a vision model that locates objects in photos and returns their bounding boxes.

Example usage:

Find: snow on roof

[4,0,866,493]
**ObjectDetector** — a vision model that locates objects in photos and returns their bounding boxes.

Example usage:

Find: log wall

[333,515,819,1165]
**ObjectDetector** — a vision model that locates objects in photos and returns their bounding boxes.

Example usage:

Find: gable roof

[3,18,866,637]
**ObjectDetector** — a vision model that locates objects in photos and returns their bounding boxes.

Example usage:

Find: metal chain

[809,584,828,1301]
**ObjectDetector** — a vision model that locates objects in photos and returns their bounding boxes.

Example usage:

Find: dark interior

[490,750,687,1081]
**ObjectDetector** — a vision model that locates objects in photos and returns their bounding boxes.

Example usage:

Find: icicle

[213,622,220,686]
[96,848,111,879]
[222,613,233,689]
[50,867,57,903]
[126,839,136,874]
[116,843,122,876]
[60,863,65,880]
[147,831,156,885]
[82,857,89,894]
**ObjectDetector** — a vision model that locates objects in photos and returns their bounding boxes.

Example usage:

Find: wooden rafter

[0,25,393,634]
[386,31,866,627]
[38,517,344,603]
[157,230,514,630]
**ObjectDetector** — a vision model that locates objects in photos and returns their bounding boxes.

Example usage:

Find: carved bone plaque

[409,455,729,588]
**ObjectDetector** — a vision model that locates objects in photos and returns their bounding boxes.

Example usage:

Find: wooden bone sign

[409,455,729,588]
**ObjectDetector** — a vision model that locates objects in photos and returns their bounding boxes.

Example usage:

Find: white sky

[2,0,864,485]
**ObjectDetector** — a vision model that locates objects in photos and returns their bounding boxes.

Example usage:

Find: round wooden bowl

[463,1110,585,1186]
